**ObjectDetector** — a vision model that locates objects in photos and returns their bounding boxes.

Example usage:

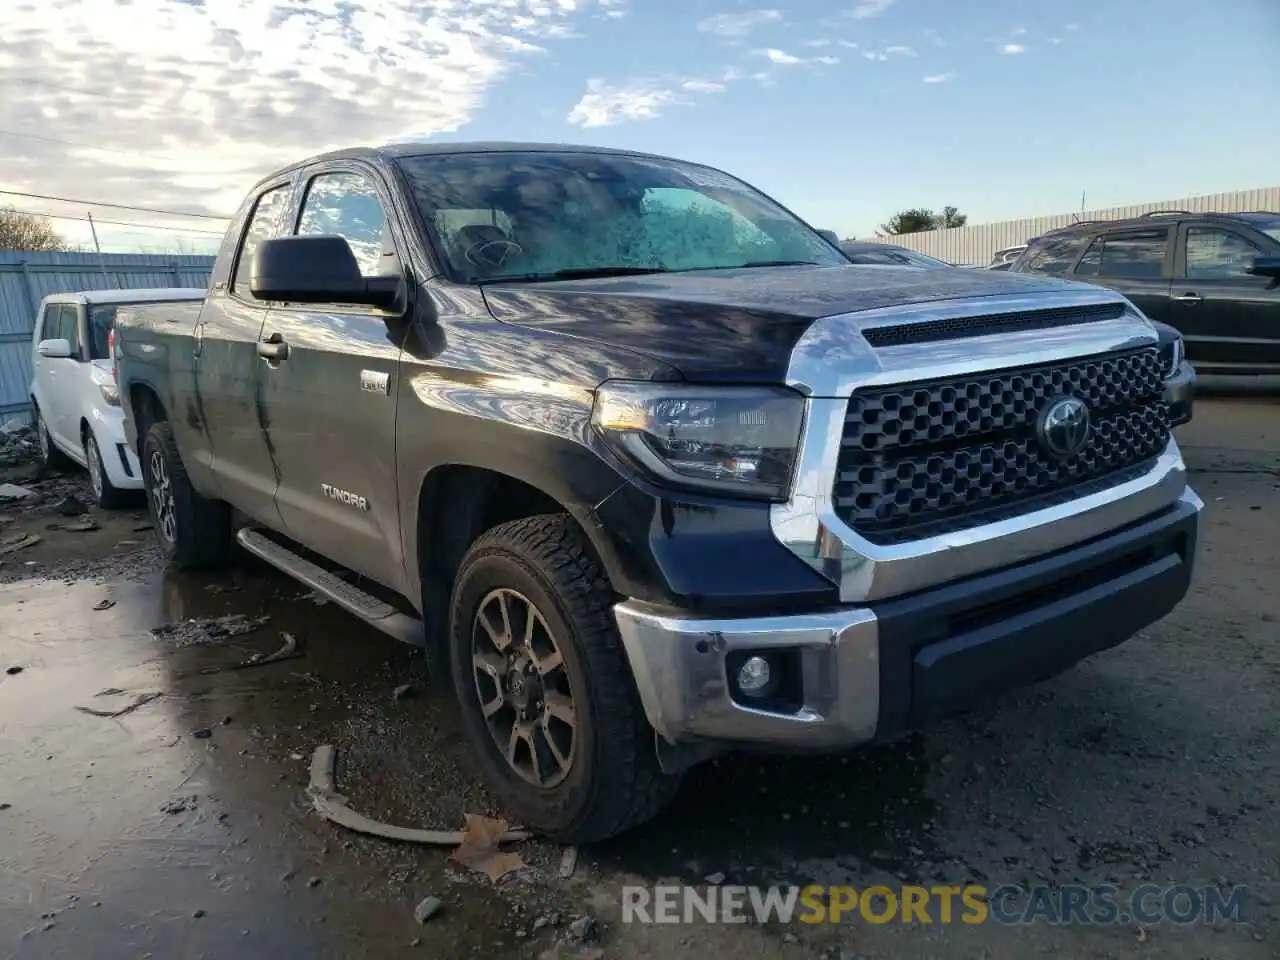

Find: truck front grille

[833,347,1169,545]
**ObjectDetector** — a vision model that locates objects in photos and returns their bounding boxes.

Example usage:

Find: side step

[236,528,425,647]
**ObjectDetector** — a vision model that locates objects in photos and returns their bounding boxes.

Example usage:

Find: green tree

[0,208,68,252]
[879,205,968,234]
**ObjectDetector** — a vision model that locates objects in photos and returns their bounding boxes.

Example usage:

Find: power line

[10,208,226,236]
[0,128,150,159]
[0,128,242,174]
[0,188,231,220]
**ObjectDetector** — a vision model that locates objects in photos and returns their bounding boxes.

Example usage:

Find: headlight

[591,382,805,500]
[99,382,121,406]
[1159,335,1184,379]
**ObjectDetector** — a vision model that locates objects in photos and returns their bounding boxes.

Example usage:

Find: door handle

[1174,293,1202,304]
[257,334,289,362]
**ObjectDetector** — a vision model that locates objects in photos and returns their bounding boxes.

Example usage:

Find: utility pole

[86,211,114,287]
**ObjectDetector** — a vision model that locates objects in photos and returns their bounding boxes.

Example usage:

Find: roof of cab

[40,288,206,306]
[251,140,689,190]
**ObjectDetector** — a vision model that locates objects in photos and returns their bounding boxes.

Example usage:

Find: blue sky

[3,0,1277,251]
[455,0,1280,238]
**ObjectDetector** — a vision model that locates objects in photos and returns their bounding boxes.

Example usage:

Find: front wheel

[449,514,680,843]
[84,426,128,509]
[35,406,71,472]
[141,421,232,568]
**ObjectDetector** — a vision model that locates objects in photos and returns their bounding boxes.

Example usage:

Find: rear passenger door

[1072,228,1173,322]
[1171,225,1280,369]
[193,181,293,526]
[257,165,408,591]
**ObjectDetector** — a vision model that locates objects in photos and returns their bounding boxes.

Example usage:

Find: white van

[29,288,205,507]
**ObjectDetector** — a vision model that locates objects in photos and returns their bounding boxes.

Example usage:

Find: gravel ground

[0,392,1276,959]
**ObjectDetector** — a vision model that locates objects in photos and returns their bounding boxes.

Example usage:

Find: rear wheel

[449,513,680,842]
[84,426,128,509]
[35,406,71,471]
[141,420,232,568]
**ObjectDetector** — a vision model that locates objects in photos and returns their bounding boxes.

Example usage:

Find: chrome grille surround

[769,288,1189,603]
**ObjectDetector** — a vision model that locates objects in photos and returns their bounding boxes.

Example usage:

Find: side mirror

[37,338,72,359]
[249,235,402,308]
[817,229,840,246]
[1245,256,1280,280]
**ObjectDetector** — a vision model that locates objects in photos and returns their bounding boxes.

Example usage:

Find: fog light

[737,656,773,697]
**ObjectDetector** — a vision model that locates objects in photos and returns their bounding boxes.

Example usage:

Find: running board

[236,528,424,647]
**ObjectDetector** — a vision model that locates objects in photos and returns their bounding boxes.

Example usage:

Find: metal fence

[881,186,1280,266]
[0,251,214,422]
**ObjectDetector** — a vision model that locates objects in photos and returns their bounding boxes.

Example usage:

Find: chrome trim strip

[613,603,880,748]
[770,289,1188,603]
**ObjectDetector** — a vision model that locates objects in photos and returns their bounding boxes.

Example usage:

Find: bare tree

[0,208,69,252]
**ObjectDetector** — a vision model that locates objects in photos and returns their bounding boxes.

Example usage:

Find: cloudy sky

[1,0,1277,253]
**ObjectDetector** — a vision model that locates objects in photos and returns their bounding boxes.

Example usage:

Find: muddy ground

[1,390,1277,960]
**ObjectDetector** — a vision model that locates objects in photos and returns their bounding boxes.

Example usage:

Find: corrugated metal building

[882,186,1280,265]
[1,251,214,422]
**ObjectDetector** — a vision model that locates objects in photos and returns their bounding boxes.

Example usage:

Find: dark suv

[1011,211,1280,375]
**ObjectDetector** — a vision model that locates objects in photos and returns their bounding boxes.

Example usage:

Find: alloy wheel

[471,587,577,788]
[38,417,53,464]
[87,437,103,500]
[148,448,177,544]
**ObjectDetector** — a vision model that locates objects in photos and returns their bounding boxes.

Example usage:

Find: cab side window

[1185,228,1261,279]
[296,172,393,277]
[232,185,291,299]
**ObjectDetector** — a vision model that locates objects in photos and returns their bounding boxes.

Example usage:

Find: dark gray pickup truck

[113,142,1202,842]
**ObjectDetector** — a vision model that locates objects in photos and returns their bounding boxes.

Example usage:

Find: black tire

[83,425,129,510]
[141,420,233,568]
[34,405,71,472]
[449,513,680,843]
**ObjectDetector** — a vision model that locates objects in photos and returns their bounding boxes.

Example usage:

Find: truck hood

[480,264,1077,381]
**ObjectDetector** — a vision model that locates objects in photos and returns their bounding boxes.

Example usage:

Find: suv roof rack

[1138,210,1192,217]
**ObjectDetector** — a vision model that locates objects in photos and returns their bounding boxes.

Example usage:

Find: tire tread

[455,513,680,842]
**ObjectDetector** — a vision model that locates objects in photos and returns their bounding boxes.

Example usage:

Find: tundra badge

[321,484,370,512]
[361,369,391,395]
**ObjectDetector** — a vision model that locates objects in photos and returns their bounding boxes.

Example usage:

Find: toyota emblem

[1038,396,1091,459]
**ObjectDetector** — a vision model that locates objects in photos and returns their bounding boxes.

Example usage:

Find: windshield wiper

[479,266,669,284]
[739,260,821,268]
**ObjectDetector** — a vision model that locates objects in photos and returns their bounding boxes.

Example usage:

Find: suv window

[1185,228,1262,279]
[1019,235,1084,275]
[232,185,290,298]
[40,304,79,351]
[1097,230,1167,279]
[296,172,391,277]
[37,303,61,342]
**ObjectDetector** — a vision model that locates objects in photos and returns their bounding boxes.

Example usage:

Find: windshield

[396,151,848,283]
[87,305,118,360]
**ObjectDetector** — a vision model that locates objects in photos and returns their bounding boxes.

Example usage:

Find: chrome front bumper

[616,486,1203,751]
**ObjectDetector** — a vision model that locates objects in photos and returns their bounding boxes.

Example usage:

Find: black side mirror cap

[1245,256,1280,280]
[249,235,402,307]
[817,229,840,246]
